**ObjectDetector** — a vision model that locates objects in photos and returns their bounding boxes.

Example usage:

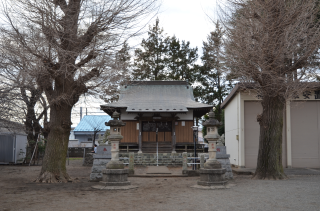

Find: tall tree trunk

[253,95,287,180]
[36,104,72,183]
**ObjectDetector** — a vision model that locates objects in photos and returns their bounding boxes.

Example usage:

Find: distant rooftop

[74,115,111,132]
[101,81,212,116]
[0,119,26,135]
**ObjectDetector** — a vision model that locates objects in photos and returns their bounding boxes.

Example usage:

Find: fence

[182,152,206,171]
[68,147,92,157]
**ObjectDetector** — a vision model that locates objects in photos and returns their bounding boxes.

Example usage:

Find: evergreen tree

[195,22,230,122]
[132,18,168,80]
[167,36,199,82]
[132,18,199,83]
[194,22,231,135]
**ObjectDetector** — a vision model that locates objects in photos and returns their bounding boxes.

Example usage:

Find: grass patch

[67,157,83,161]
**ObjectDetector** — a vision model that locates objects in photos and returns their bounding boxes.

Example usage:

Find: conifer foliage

[132,18,199,82]
[194,22,230,123]
[133,18,169,80]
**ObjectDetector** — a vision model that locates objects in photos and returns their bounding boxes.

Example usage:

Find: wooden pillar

[172,118,176,153]
[138,119,142,153]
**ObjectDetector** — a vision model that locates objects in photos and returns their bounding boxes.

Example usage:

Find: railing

[187,157,201,165]
[119,157,129,165]
[182,153,206,171]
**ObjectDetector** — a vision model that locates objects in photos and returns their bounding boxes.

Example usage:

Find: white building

[221,83,320,168]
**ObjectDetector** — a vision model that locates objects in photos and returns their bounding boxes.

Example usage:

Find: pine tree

[194,22,231,135]
[132,18,168,80]
[167,36,199,82]
[195,22,230,122]
[132,18,199,83]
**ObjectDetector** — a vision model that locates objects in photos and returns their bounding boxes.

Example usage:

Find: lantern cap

[202,110,221,127]
[105,111,126,127]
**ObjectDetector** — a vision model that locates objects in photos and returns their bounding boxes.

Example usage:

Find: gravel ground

[0,160,319,211]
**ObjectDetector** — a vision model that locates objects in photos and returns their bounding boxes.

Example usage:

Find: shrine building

[101,81,212,153]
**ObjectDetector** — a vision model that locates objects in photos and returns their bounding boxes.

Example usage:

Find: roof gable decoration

[101,81,212,114]
[74,115,111,132]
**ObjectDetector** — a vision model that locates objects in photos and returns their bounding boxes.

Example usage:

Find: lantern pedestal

[102,140,130,186]
[101,169,130,186]
[198,141,227,186]
[105,140,124,169]
[198,168,227,186]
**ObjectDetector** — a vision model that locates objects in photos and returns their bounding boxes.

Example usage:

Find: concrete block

[91,165,107,173]
[90,173,103,181]
[96,145,111,157]
[93,158,110,166]
[217,146,226,155]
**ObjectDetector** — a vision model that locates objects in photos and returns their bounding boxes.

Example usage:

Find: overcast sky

[158,0,219,51]
[130,0,221,55]
[72,0,222,126]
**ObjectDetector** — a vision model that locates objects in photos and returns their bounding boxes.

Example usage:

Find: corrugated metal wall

[0,135,15,163]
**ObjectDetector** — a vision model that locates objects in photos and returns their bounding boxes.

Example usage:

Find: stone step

[142,143,172,153]
[142,149,172,153]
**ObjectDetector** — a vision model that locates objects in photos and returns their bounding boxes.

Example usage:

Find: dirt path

[0,160,319,211]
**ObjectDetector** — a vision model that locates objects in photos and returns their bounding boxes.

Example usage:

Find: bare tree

[222,0,320,179]
[0,49,49,162]
[0,0,159,183]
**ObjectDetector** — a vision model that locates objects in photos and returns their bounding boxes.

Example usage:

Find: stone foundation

[101,169,130,186]
[90,154,111,182]
[201,146,234,179]
[119,152,194,166]
[198,168,227,186]
[83,153,94,166]
[217,154,233,179]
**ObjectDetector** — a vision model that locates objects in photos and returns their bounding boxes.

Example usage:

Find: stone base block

[198,168,227,186]
[182,170,200,176]
[197,180,227,186]
[191,183,236,189]
[102,169,129,185]
[90,173,103,182]
[128,169,134,176]
[92,185,138,190]
[204,160,222,169]
[93,158,110,166]
[89,158,110,182]
[106,160,124,169]
[91,165,107,173]
[99,181,131,186]
[83,153,94,166]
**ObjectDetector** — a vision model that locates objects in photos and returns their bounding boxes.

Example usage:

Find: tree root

[34,171,73,183]
[252,171,288,180]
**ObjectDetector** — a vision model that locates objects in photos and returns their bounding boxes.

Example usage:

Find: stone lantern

[198,110,227,186]
[101,111,131,186]
[106,111,125,166]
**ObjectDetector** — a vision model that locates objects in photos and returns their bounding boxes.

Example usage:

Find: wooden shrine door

[141,121,172,142]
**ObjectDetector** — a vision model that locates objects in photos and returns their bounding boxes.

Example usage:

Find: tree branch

[53,0,68,13]
[76,50,99,67]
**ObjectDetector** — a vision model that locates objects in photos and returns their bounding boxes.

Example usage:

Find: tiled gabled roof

[101,81,212,113]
